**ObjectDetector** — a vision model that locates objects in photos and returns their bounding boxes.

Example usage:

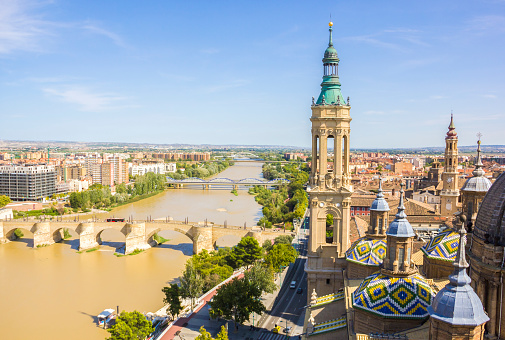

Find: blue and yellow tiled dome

[352,272,434,319]
[421,229,462,262]
[346,238,387,266]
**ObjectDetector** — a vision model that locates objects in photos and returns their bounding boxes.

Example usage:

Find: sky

[0,0,504,149]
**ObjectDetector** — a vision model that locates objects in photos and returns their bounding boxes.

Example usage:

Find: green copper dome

[316,23,346,106]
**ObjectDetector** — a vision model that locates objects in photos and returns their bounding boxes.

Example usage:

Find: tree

[273,235,293,245]
[179,258,204,310]
[326,214,333,228]
[209,277,264,330]
[264,243,298,273]
[0,195,11,208]
[106,310,153,340]
[195,325,228,340]
[244,264,276,294]
[227,236,263,269]
[162,284,182,319]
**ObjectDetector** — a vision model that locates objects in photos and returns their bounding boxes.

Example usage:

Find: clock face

[447,177,453,183]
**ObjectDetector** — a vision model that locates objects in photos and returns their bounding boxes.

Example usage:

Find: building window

[378,218,383,234]
[326,279,330,285]
[398,248,405,270]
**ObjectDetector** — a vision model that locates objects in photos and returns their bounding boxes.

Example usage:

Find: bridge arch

[96,227,127,252]
[4,226,35,241]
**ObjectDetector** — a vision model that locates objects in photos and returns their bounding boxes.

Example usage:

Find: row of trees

[161,235,297,330]
[250,162,309,228]
[167,160,234,180]
[69,172,166,210]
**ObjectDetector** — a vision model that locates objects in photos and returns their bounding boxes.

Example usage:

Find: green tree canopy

[244,264,276,294]
[264,243,298,273]
[209,277,264,330]
[0,195,11,208]
[274,235,294,245]
[326,214,333,228]
[106,310,153,340]
[227,236,263,269]
[195,325,228,340]
[179,258,204,310]
[162,283,182,319]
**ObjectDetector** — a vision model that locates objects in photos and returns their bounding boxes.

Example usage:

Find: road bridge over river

[0,219,294,254]
[166,177,290,189]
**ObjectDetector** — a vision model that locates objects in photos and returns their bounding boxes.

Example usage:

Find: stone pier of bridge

[0,220,291,254]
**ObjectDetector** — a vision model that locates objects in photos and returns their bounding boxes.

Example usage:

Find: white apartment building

[129,163,176,176]
[0,165,56,201]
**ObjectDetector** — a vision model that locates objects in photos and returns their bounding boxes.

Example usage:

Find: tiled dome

[352,272,434,319]
[421,229,462,262]
[346,238,387,266]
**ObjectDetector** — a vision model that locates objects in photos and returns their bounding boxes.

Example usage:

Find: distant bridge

[0,219,294,254]
[166,177,290,189]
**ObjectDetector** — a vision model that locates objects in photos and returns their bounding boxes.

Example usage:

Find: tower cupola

[316,22,346,106]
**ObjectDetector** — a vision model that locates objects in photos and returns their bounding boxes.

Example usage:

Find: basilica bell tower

[306,22,353,298]
[440,114,460,217]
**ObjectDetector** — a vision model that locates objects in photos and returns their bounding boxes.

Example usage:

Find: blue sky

[0,0,504,148]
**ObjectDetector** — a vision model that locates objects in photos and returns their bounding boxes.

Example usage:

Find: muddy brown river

[0,162,263,340]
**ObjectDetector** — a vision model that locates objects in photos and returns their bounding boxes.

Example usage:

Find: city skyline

[1,1,504,148]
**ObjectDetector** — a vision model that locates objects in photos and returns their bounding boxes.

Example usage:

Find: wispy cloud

[483,94,497,99]
[203,79,248,93]
[0,0,53,54]
[429,95,447,100]
[468,15,505,33]
[82,24,128,48]
[0,1,129,55]
[43,86,132,112]
[341,28,429,52]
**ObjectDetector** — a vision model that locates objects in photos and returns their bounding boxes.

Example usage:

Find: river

[0,162,263,340]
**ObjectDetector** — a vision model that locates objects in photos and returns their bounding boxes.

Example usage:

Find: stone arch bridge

[0,220,293,254]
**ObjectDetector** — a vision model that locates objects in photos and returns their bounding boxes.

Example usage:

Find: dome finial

[377,174,384,198]
[446,113,457,138]
[328,21,333,47]
[472,133,485,177]
[395,182,407,219]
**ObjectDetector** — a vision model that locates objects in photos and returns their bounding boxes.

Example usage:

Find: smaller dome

[428,226,489,326]
[324,46,338,59]
[429,284,489,326]
[371,177,389,211]
[346,238,387,266]
[421,229,461,261]
[386,188,415,238]
[461,176,492,192]
[352,272,434,319]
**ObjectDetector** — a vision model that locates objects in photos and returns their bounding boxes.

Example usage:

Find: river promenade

[157,267,293,340]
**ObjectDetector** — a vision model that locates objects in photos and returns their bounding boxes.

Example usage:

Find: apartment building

[56,165,87,182]
[0,165,56,201]
[129,163,176,176]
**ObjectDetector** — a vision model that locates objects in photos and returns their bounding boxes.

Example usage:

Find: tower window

[378,218,383,233]
[326,279,330,285]
[398,248,405,270]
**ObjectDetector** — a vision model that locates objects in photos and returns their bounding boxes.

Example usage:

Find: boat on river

[97,309,116,327]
